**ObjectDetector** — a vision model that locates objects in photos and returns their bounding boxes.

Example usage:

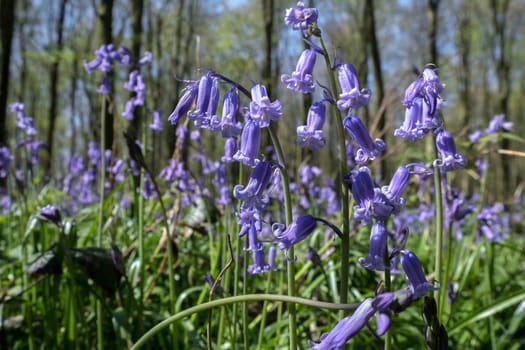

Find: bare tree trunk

[489,0,512,198]
[261,0,275,158]
[126,0,144,139]
[45,0,68,175]
[364,0,387,180]
[0,0,16,147]
[98,0,114,150]
[457,5,471,128]
[428,0,440,65]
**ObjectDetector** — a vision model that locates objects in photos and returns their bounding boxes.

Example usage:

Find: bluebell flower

[273,214,317,252]
[0,188,10,214]
[477,203,506,241]
[299,164,322,185]
[486,114,513,134]
[381,165,410,208]
[308,293,393,349]
[284,1,318,33]
[221,138,237,163]
[403,67,444,113]
[168,81,199,125]
[236,207,261,237]
[347,167,393,223]
[433,129,467,172]
[138,51,153,67]
[249,84,282,128]
[359,221,388,271]
[234,119,261,167]
[268,244,278,271]
[248,247,270,275]
[343,115,385,163]
[11,102,37,135]
[336,63,370,110]
[188,72,219,128]
[394,97,427,141]
[401,250,439,298]
[0,146,12,178]
[281,49,317,94]
[39,204,62,227]
[233,161,274,210]
[297,102,327,150]
[149,109,163,131]
[215,89,242,138]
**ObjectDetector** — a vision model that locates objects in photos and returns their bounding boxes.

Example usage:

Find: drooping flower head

[359,221,388,271]
[486,114,513,135]
[168,81,199,125]
[233,161,275,210]
[188,72,220,129]
[0,146,13,178]
[400,250,439,299]
[284,1,319,34]
[308,293,394,349]
[296,101,327,150]
[281,49,317,94]
[336,63,371,110]
[273,214,317,253]
[343,115,385,163]
[233,119,261,167]
[433,129,467,172]
[216,89,242,138]
[249,84,282,128]
[149,109,163,131]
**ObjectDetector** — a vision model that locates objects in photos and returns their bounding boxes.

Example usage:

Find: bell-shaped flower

[284,1,318,33]
[189,72,219,129]
[486,114,513,134]
[401,250,439,299]
[168,81,199,125]
[248,248,270,275]
[336,63,371,110]
[216,89,242,138]
[394,97,428,141]
[273,214,317,252]
[308,293,393,349]
[433,129,467,172]
[249,84,282,128]
[296,102,327,150]
[381,165,410,209]
[233,161,274,210]
[221,138,237,163]
[149,109,163,131]
[359,221,388,271]
[343,115,385,163]
[233,119,261,167]
[281,49,317,94]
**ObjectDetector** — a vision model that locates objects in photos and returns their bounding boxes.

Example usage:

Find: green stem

[131,294,359,350]
[231,163,244,350]
[268,125,296,349]
[433,140,444,316]
[96,95,107,350]
[318,33,350,307]
[257,270,274,349]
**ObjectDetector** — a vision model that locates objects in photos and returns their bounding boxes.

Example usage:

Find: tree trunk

[0,0,16,147]
[126,0,144,139]
[45,0,68,175]
[99,0,114,151]
[428,0,440,65]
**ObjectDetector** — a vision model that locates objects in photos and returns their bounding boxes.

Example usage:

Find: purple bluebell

[308,293,393,349]
[273,214,317,252]
[486,114,513,134]
[433,129,467,172]
[216,89,242,138]
[268,244,278,270]
[221,138,237,163]
[10,102,37,135]
[149,109,163,131]
[236,207,261,237]
[141,175,157,199]
[297,101,327,150]
[381,165,410,208]
[138,51,153,67]
[39,204,62,227]
[0,146,12,178]
[249,84,282,128]
[281,49,317,94]
[83,44,130,73]
[159,159,178,182]
[233,161,274,210]
[336,63,371,110]
[359,221,388,271]
[343,115,385,163]
[299,164,322,185]
[233,119,261,167]
[477,203,506,241]
[401,250,439,298]
[347,167,393,223]
[248,248,269,275]
[394,97,428,141]
[168,81,199,125]
[403,67,444,111]
[284,1,318,33]
[0,188,10,214]
[87,142,101,167]
[188,72,218,128]
[122,70,147,120]
[468,130,483,144]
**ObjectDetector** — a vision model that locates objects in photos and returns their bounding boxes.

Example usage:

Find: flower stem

[433,139,444,315]
[131,294,359,350]
[96,95,107,350]
[318,34,350,307]
[268,125,296,349]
